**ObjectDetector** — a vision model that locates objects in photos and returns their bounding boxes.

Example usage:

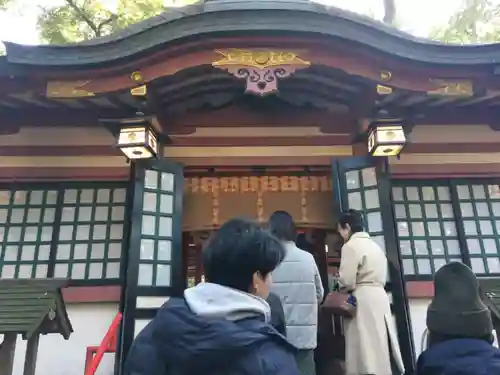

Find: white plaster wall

[12,303,119,375]
[408,298,431,356]
[134,319,152,338]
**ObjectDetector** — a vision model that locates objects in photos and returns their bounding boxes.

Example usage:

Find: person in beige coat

[336,210,405,375]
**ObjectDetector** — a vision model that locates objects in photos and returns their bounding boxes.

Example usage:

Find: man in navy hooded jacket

[415,262,500,375]
[123,217,299,375]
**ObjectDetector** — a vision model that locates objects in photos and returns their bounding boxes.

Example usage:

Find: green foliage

[115,0,168,29]
[430,0,500,44]
[0,0,11,9]
[0,0,9,55]
[37,0,167,44]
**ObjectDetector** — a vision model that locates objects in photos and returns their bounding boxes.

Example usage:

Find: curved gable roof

[3,0,500,67]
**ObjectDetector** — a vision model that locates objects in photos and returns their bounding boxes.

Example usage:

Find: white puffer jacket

[270,241,324,349]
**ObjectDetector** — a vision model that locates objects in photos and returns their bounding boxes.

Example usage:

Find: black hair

[203,217,285,292]
[337,209,365,233]
[295,233,309,251]
[428,331,494,348]
[296,233,314,253]
[268,211,296,241]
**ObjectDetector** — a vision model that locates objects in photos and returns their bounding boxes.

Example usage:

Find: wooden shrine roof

[2,1,500,130]
[2,64,500,131]
[3,0,500,68]
[0,279,73,339]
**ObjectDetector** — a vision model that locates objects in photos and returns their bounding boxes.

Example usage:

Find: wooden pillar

[181,232,191,289]
[0,333,17,375]
[119,160,185,375]
[310,229,329,294]
[195,243,203,285]
[23,334,40,375]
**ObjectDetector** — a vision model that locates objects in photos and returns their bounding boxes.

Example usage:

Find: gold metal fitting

[130,71,143,83]
[377,84,393,95]
[130,85,147,97]
[380,70,392,82]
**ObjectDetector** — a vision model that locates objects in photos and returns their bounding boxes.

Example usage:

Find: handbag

[321,281,357,318]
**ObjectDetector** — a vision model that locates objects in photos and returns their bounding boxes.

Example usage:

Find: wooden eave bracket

[487,119,500,132]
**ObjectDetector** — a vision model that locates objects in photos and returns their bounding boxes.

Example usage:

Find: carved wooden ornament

[212,49,311,96]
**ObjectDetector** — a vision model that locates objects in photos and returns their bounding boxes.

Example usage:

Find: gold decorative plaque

[212,49,311,96]
[184,176,331,194]
[130,85,147,97]
[377,84,393,95]
[427,79,473,96]
[46,80,95,98]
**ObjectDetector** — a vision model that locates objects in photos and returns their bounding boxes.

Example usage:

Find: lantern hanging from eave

[116,117,159,160]
[367,112,407,157]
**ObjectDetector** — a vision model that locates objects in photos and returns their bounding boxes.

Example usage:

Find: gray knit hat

[427,262,493,337]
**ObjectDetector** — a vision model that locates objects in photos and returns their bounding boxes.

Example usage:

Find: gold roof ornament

[212,49,311,96]
[377,71,393,94]
[213,49,310,69]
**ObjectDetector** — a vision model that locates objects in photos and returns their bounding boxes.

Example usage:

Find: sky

[0,0,468,45]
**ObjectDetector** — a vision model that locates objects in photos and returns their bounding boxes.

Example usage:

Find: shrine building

[1,1,500,374]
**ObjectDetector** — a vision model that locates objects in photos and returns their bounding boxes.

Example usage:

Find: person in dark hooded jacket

[415,262,500,375]
[123,217,299,375]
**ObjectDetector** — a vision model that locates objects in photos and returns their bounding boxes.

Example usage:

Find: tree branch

[0,0,11,10]
[97,14,118,35]
[383,0,396,25]
[64,0,100,36]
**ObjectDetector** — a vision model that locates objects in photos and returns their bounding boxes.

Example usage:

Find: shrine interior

[179,169,345,375]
